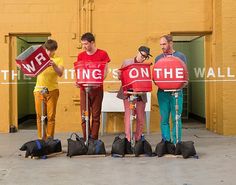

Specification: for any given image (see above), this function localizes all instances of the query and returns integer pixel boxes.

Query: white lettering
[217,67,225,78]
[11,70,18,80]
[207,67,215,78]
[92,69,102,79]
[22,61,36,72]
[69,69,75,79]
[194,67,205,78]
[129,68,139,78]
[176,68,184,78]
[153,68,162,78]
[112,69,119,79]
[82,70,90,79]
[1,70,9,80]
[164,68,173,79]
[140,68,150,78]
[35,53,46,65]
[227,67,235,78]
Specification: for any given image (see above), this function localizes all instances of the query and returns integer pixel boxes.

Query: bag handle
[70,133,83,141]
[70,133,79,139]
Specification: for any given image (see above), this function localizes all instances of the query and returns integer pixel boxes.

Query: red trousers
[80,87,103,140]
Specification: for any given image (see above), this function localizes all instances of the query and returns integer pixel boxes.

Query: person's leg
[135,100,146,141]
[46,89,59,138]
[157,91,171,141]
[90,88,103,139]
[124,99,131,141]
[34,91,45,139]
[80,89,91,139]
[170,91,183,144]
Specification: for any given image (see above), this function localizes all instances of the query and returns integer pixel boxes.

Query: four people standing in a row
[31,33,187,147]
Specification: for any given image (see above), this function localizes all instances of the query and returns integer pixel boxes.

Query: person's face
[136,51,148,63]
[46,49,56,57]
[160,37,173,54]
[81,40,95,52]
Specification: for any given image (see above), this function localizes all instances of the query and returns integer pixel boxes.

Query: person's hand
[49,60,56,67]
[117,69,121,80]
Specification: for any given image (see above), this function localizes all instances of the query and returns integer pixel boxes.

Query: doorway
[16,36,49,130]
[173,36,206,127]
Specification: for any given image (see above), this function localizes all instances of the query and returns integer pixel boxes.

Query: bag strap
[36,140,42,150]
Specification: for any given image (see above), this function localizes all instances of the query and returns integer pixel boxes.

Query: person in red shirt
[77,32,110,140]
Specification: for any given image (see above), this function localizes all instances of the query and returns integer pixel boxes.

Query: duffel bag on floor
[20,139,47,158]
[111,136,126,157]
[45,138,62,155]
[134,136,153,157]
[180,141,197,159]
[67,133,87,157]
[87,138,106,155]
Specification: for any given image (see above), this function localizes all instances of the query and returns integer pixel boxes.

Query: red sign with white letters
[153,56,188,90]
[120,63,152,92]
[74,60,106,86]
[15,45,51,77]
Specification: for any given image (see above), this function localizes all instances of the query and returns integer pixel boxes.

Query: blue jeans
[157,90,183,144]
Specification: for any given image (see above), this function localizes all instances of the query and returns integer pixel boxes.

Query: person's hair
[43,39,58,51]
[81,32,95,42]
[161,34,173,42]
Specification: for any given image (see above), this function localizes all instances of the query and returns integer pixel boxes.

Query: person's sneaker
[125,138,134,154]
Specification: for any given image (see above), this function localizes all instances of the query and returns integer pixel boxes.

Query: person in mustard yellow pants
[34,39,64,139]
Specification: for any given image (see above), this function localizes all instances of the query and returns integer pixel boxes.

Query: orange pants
[34,89,59,139]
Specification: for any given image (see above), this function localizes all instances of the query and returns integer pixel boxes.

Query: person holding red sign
[77,32,110,140]
[117,46,152,153]
[155,34,187,145]
[34,39,64,139]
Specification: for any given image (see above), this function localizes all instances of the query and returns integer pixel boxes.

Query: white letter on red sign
[153,68,162,78]
[22,61,36,72]
[176,68,184,78]
[92,69,102,79]
[82,69,90,79]
[141,68,150,78]
[129,68,138,78]
[35,53,46,65]
[164,68,173,79]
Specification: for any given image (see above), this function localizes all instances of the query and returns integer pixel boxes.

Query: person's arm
[50,60,64,77]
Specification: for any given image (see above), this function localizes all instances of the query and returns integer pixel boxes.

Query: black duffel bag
[67,133,87,157]
[134,136,153,157]
[45,138,62,155]
[20,139,47,158]
[180,141,197,159]
[166,141,176,155]
[111,136,126,157]
[87,138,106,155]
[155,140,167,157]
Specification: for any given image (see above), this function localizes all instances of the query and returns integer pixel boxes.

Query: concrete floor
[0,127,236,185]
